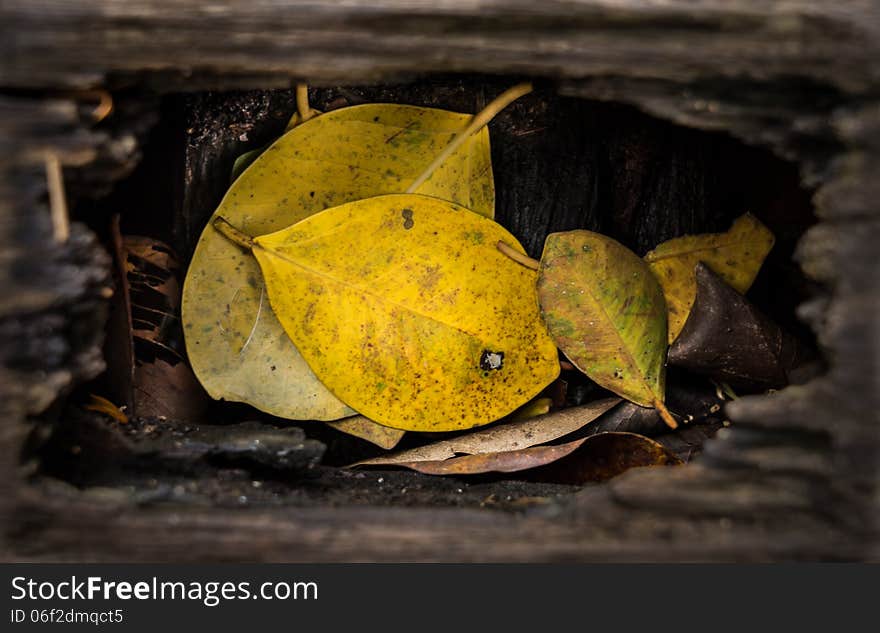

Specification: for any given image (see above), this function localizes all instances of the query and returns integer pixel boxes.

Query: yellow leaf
[326,416,405,450]
[248,193,560,432]
[182,104,494,421]
[644,214,774,343]
[508,397,553,422]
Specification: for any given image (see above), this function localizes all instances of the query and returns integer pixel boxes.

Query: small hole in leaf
[480,350,504,371]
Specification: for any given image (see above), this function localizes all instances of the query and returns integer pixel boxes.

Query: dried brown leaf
[133,358,208,421]
[397,441,584,476]
[392,431,681,482]
[353,397,618,467]
[533,432,683,484]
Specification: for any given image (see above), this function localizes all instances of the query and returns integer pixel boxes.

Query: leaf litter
[169,83,799,485]
[183,93,497,422]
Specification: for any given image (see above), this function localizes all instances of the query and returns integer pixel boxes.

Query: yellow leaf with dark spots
[250,193,559,432]
[182,104,494,421]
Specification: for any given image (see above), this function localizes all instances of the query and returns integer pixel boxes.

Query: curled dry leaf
[105,221,208,420]
[326,416,406,450]
[668,263,813,389]
[533,432,683,484]
[644,213,774,343]
[245,193,560,431]
[536,230,676,428]
[125,236,208,420]
[353,397,618,466]
[390,432,681,482]
[124,235,181,347]
[183,103,495,422]
[103,215,135,411]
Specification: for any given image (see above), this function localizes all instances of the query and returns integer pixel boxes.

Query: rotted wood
[1,1,878,561]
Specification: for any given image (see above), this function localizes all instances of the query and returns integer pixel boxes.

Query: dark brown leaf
[124,235,182,350]
[668,263,814,389]
[533,432,682,484]
[104,223,208,420]
[651,421,724,463]
[581,378,726,437]
[133,358,208,421]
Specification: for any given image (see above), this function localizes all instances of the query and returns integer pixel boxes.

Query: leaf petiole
[496,240,540,270]
[407,82,533,193]
[296,84,318,122]
[654,399,678,429]
[212,216,255,250]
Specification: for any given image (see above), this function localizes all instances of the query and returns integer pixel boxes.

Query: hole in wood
[35,76,822,511]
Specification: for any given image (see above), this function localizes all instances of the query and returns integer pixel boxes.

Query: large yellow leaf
[182,104,494,421]
[248,193,560,432]
[644,213,774,343]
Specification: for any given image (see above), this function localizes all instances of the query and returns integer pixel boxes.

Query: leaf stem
[496,240,540,270]
[406,82,533,193]
[212,216,255,250]
[654,399,679,430]
[296,84,317,122]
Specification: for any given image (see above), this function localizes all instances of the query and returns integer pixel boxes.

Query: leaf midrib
[257,243,501,344]
[552,254,658,400]
[644,234,766,263]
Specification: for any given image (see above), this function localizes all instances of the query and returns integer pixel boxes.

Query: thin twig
[45,153,69,243]
[406,82,533,193]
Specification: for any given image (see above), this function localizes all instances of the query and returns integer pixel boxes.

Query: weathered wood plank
[7,471,858,562]
[1,1,878,92]
[0,0,877,561]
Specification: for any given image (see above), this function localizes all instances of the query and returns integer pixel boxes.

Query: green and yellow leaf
[536,230,676,427]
